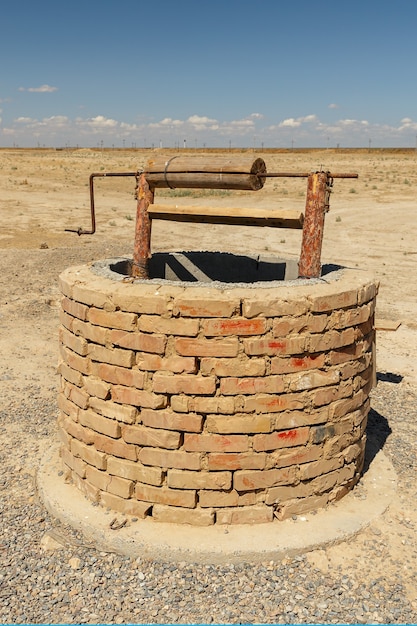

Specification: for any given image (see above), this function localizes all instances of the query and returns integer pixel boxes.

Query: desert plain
[1,147,417,622]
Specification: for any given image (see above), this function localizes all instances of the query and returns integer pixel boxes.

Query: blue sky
[1,0,417,148]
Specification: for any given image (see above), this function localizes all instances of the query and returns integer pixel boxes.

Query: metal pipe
[260,172,358,179]
[65,171,137,235]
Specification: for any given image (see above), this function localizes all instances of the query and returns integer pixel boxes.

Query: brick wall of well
[57,264,378,525]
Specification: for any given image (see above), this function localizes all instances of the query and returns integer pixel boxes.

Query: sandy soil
[1,148,417,617]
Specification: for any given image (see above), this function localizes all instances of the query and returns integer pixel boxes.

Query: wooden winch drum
[144,155,267,190]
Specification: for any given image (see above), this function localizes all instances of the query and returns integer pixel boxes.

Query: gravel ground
[1,244,417,624]
[1,383,416,624]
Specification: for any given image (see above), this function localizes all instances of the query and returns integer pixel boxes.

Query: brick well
[58,259,378,525]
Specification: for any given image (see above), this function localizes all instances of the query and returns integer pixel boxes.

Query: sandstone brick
[357,281,379,305]
[216,505,273,525]
[199,490,257,508]
[206,414,272,434]
[71,438,107,470]
[110,329,166,354]
[272,315,310,337]
[200,357,266,377]
[91,362,145,388]
[139,315,199,337]
[60,446,87,478]
[88,307,137,331]
[326,341,364,366]
[65,383,89,410]
[59,309,74,331]
[79,409,121,438]
[72,284,114,310]
[111,385,167,410]
[70,472,100,503]
[328,303,372,330]
[83,376,111,400]
[253,427,309,451]
[93,433,137,461]
[135,483,197,508]
[273,408,329,430]
[59,326,88,356]
[72,318,109,345]
[233,466,296,491]
[57,419,72,448]
[274,493,329,520]
[309,423,336,445]
[152,373,216,396]
[170,396,190,413]
[312,381,353,407]
[307,464,355,495]
[242,295,309,318]
[309,288,358,313]
[89,396,137,424]
[123,424,181,449]
[107,456,163,486]
[60,345,90,375]
[299,456,344,481]
[202,317,267,337]
[288,368,341,392]
[138,447,201,470]
[329,391,366,420]
[172,293,239,318]
[58,393,80,420]
[58,361,83,387]
[184,433,249,453]
[100,491,152,518]
[175,337,239,357]
[342,438,365,464]
[266,482,312,505]
[307,327,356,353]
[136,353,196,373]
[107,474,135,499]
[86,465,133,498]
[207,452,266,471]
[244,336,305,356]
[323,433,354,458]
[58,274,72,298]
[220,375,285,396]
[152,504,214,525]
[167,469,232,491]
[61,415,96,445]
[271,353,325,375]
[267,444,323,469]
[88,344,134,368]
[61,296,89,321]
[85,465,110,491]
[241,393,305,414]
[140,408,203,433]
[111,284,172,315]
[192,396,235,415]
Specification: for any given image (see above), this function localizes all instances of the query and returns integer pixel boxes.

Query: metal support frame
[67,165,358,281]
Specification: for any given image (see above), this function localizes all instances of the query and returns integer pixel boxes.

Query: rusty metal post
[298,171,330,279]
[132,173,154,278]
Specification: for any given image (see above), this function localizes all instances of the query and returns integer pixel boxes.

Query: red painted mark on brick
[277,429,298,440]
[268,341,286,350]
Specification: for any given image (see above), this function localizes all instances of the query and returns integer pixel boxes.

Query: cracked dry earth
[1,148,417,623]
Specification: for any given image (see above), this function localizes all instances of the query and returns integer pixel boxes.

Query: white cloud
[77,115,118,129]
[279,114,317,128]
[328,103,339,109]
[19,84,58,93]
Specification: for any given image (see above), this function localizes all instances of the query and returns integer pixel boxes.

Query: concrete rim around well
[37,434,396,564]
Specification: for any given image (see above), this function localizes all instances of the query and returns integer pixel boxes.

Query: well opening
[57,258,378,526]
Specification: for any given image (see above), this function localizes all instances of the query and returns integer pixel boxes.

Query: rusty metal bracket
[65,171,139,235]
